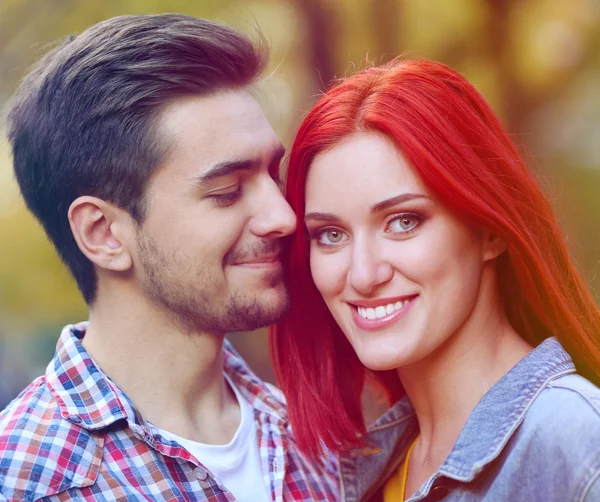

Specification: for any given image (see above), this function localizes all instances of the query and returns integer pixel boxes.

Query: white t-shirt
[157,377,271,502]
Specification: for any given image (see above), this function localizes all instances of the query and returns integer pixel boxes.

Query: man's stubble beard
[136,231,289,334]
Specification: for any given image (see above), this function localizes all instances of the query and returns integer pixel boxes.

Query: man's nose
[249,178,296,239]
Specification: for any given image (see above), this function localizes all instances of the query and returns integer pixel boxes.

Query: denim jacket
[340,338,600,501]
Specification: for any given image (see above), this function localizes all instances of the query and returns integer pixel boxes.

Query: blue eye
[387,213,421,233]
[314,228,348,247]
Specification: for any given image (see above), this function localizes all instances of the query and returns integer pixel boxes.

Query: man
[0,14,338,501]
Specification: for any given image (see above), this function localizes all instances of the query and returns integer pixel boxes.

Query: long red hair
[270,59,600,458]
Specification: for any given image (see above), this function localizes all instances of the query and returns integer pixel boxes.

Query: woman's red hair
[270,59,600,459]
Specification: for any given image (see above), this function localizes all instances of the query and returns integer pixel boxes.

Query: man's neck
[82,287,241,445]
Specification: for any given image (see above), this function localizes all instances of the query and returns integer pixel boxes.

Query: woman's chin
[355,346,409,372]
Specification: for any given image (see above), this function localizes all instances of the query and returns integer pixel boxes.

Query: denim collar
[438,337,575,482]
[340,337,576,501]
[339,396,417,502]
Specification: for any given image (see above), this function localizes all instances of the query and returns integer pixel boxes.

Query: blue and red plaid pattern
[0,323,339,501]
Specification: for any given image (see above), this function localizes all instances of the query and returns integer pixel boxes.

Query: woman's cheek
[310,251,347,298]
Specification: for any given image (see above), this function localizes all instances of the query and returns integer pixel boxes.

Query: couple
[2,13,600,502]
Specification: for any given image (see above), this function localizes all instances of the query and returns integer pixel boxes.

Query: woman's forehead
[305,132,428,211]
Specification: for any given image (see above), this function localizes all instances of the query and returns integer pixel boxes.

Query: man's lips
[230,253,281,266]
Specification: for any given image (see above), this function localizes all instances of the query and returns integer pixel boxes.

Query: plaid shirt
[0,323,339,501]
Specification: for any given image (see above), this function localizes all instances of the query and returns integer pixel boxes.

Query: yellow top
[383,437,418,502]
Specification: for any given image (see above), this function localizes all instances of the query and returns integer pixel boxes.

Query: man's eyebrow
[196,158,259,186]
[196,144,286,186]
[304,193,430,223]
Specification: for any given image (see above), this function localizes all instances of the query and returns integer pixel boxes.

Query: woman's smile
[349,295,419,331]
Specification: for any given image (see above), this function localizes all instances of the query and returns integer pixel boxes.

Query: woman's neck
[398,283,532,491]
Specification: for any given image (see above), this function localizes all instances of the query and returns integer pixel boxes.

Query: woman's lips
[350,295,418,331]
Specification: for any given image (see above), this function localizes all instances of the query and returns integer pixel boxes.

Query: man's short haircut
[7,14,268,304]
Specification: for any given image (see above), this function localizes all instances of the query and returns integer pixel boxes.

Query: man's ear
[68,196,134,272]
[483,230,508,262]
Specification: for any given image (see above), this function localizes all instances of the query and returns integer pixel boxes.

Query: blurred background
[0,0,599,410]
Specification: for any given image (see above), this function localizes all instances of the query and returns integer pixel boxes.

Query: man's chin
[178,276,290,333]
[254,285,289,319]
[256,267,285,289]
[234,286,289,330]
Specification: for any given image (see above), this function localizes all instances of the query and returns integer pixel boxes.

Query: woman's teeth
[357,299,411,320]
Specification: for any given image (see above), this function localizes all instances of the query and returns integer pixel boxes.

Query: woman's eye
[316,229,348,246]
[387,213,421,233]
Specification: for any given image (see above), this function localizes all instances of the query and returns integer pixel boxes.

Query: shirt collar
[45,322,129,430]
[45,322,288,431]
[222,338,288,422]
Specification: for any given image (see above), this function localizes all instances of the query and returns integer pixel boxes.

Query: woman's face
[305,132,497,371]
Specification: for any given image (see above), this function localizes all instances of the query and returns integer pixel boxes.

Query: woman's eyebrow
[304,212,340,223]
[370,193,430,214]
[305,193,430,223]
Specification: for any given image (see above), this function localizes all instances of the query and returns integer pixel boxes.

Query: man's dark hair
[7,14,268,304]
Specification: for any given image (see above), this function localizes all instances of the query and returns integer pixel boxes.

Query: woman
[271,59,600,501]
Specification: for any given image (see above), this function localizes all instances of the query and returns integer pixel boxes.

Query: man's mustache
[224,240,281,265]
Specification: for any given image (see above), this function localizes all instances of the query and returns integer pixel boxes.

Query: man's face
[133,89,296,334]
